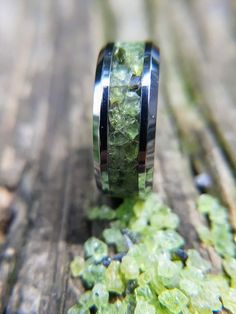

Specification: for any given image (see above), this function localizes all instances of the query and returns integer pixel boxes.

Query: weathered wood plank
[154,0,236,231]
[163,0,236,171]
[0,0,235,313]
[189,0,236,101]
[3,0,76,311]
[0,0,53,310]
[0,1,37,188]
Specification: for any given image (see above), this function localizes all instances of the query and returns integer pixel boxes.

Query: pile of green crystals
[68,193,236,314]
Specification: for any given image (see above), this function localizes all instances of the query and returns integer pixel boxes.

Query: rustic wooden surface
[0,0,235,313]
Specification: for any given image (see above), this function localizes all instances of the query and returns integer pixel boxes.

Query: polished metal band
[93,42,160,197]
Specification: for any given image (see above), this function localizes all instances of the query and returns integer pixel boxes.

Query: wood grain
[0,0,235,313]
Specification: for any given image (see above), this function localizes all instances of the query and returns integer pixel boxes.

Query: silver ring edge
[93,43,114,191]
[139,42,160,192]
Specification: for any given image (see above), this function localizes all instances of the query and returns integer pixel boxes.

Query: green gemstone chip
[68,193,236,314]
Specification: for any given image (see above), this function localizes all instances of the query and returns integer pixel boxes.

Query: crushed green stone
[68,291,94,313]
[150,209,180,230]
[197,194,236,258]
[223,257,236,287]
[186,249,211,273]
[84,237,108,262]
[121,255,140,280]
[68,193,236,314]
[88,205,117,220]
[134,300,156,314]
[151,230,185,251]
[221,288,236,313]
[108,42,145,197]
[70,256,85,277]
[80,263,106,289]
[157,254,182,288]
[134,284,156,304]
[105,261,125,294]
[68,304,89,314]
[92,283,109,308]
[103,228,127,252]
[158,288,189,314]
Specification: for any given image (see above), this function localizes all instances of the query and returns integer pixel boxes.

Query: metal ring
[93,42,160,197]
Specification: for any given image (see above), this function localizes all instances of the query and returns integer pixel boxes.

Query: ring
[93,42,160,197]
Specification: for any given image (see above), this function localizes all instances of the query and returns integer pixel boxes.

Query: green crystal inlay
[108,42,145,196]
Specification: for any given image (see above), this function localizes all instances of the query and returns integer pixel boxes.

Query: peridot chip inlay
[108,42,145,196]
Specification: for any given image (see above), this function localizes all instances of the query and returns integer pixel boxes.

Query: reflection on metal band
[93,43,114,192]
[140,43,160,191]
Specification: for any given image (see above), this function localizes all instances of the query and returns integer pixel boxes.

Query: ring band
[93,42,160,197]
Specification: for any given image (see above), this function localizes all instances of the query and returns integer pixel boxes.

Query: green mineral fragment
[135,284,156,304]
[78,291,94,308]
[110,87,126,105]
[158,255,182,288]
[197,194,219,214]
[197,225,212,245]
[157,253,182,279]
[67,304,89,314]
[222,288,236,313]
[189,279,222,312]
[120,255,140,280]
[186,250,211,273]
[70,256,85,277]
[129,216,148,232]
[180,265,204,282]
[105,261,125,294]
[103,228,127,252]
[150,208,179,230]
[133,199,146,217]
[211,223,235,257]
[207,273,229,292]
[140,193,163,217]
[155,302,174,314]
[154,230,184,251]
[191,295,222,313]
[126,244,147,271]
[113,46,126,64]
[88,205,116,220]
[69,193,236,313]
[137,272,151,286]
[223,257,236,286]
[115,198,137,224]
[179,278,200,297]
[197,194,236,258]
[67,291,95,313]
[179,265,209,300]
[100,299,129,314]
[150,275,166,295]
[80,263,106,288]
[158,288,189,314]
[134,300,156,314]
[84,237,108,262]
[92,283,109,308]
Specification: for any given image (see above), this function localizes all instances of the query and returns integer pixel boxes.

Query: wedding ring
[93,42,160,197]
